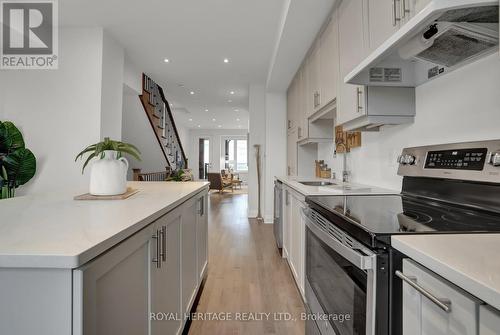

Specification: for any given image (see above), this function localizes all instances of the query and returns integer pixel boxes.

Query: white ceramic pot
[89,150,129,196]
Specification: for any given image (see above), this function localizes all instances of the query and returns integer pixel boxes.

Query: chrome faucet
[342,152,350,183]
[335,142,350,183]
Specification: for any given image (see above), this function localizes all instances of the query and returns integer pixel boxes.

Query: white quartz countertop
[0,181,209,269]
[392,234,500,310]
[276,176,398,196]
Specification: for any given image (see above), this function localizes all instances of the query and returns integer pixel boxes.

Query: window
[224,139,248,171]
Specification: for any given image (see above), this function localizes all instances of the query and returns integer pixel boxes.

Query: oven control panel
[397,140,500,184]
[424,148,488,170]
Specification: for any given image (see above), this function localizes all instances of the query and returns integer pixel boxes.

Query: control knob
[398,154,416,165]
[489,152,500,166]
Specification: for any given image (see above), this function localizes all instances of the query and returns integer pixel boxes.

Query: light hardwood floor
[188,192,305,335]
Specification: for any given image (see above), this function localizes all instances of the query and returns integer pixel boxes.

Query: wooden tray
[74,188,139,201]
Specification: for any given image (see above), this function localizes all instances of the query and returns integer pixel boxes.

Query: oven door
[303,208,377,335]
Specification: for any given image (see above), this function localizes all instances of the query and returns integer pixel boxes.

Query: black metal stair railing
[140,74,188,170]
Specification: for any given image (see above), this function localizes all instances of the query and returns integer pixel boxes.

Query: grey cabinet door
[182,196,199,315]
[151,209,182,335]
[197,194,208,281]
[75,225,153,335]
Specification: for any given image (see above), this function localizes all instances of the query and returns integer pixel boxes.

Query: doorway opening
[198,138,210,180]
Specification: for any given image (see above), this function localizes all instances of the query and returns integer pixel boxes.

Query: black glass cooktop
[306,195,500,248]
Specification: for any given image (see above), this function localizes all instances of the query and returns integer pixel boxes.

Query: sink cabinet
[282,185,306,299]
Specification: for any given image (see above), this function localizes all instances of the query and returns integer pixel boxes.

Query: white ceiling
[59,0,334,130]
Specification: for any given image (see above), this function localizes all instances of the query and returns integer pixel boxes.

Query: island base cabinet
[197,194,208,282]
[73,224,153,335]
[182,196,200,316]
[72,189,208,335]
[151,209,182,335]
[401,259,480,335]
[0,268,72,335]
[479,305,500,335]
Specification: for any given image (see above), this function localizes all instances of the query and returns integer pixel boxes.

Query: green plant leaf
[117,147,142,161]
[75,145,97,161]
[81,152,97,174]
[0,121,25,154]
[3,148,36,186]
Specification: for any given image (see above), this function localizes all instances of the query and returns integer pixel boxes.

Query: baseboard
[264,215,274,224]
[247,210,258,218]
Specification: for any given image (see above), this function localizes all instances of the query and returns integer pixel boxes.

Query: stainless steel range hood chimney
[346,0,499,87]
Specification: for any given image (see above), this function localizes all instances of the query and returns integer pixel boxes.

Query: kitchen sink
[299,181,335,186]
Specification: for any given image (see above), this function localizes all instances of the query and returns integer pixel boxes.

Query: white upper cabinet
[337,0,368,125]
[405,0,432,22]
[307,40,321,116]
[319,13,339,108]
[367,0,401,51]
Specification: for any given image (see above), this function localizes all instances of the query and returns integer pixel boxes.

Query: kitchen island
[0,181,209,335]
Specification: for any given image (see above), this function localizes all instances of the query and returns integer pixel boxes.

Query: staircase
[139,74,188,170]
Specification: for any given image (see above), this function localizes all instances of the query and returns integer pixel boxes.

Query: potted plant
[76,137,141,196]
[0,121,37,199]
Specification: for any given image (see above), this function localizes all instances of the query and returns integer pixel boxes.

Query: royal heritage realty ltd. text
[150,312,352,323]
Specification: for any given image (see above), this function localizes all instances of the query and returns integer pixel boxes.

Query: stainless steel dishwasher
[273,180,283,253]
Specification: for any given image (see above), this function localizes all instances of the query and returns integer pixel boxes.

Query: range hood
[346,0,499,87]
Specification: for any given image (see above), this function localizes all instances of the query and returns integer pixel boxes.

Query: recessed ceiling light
[236,118,240,121]
[188,118,193,121]
[164,58,169,63]
[190,91,195,95]
[218,125,222,128]
[170,103,173,107]
[212,118,216,122]
[230,91,235,95]
[234,109,239,112]
[223,58,229,63]
[228,99,232,103]
[197,125,201,128]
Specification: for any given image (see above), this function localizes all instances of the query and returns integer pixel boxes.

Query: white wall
[323,54,500,190]
[100,32,125,140]
[188,128,248,180]
[0,28,104,195]
[248,84,267,218]
[264,92,287,223]
[176,125,190,167]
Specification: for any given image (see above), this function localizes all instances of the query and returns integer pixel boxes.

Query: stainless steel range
[303,140,500,335]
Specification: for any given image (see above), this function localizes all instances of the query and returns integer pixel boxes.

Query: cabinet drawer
[401,259,480,335]
[479,305,500,335]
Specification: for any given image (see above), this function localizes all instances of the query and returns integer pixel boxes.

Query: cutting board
[74,188,139,200]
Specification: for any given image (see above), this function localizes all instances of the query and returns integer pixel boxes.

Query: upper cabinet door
[307,41,321,116]
[403,0,431,23]
[319,13,339,108]
[367,0,401,51]
[338,0,368,125]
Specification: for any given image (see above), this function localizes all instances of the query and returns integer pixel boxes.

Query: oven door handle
[302,208,375,270]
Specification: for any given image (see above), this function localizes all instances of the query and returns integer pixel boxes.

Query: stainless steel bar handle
[395,271,452,313]
[401,0,410,18]
[356,87,363,112]
[161,226,167,262]
[393,0,401,26]
[152,230,161,268]
[302,208,375,270]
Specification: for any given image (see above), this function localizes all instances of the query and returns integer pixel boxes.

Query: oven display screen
[425,148,487,170]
